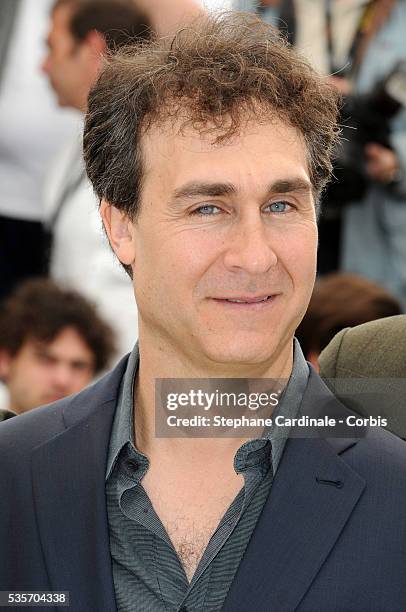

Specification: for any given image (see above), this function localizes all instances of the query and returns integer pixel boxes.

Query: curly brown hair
[84,11,340,222]
[0,279,116,373]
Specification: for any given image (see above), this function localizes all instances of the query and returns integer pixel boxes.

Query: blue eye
[192,205,221,216]
[266,201,292,213]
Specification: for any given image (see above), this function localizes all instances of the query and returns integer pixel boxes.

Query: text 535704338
[0,592,69,607]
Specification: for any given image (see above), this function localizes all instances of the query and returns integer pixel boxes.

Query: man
[0,279,115,415]
[319,314,406,440]
[131,0,202,36]
[41,0,150,356]
[338,0,406,309]
[235,0,406,297]
[1,13,406,611]
[42,0,150,111]
[0,0,78,301]
[296,273,402,370]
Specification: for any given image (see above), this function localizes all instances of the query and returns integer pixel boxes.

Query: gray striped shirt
[106,340,309,611]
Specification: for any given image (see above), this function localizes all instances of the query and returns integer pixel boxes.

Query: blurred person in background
[296,272,402,371]
[41,0,150,356]
[233,1,406,304]
[336,1,406,311]
[318,314,406,441]
[0,278,115,416]
[0,0,78,302]
[132,0,203,35]
[232,0,370,72]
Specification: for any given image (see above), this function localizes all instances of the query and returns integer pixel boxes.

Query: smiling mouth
[212,295,276,304]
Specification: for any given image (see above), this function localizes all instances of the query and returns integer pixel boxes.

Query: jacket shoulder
[340,425,406,497]
[0,398,69,458]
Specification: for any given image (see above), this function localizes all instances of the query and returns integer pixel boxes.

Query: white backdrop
[200,0,233,10]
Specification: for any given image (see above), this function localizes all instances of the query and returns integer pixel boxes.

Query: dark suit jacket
[1,355,406,612]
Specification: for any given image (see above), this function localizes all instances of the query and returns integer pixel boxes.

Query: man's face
[42,4,92,110]
[0,327,95,414]
[113,118,318,371]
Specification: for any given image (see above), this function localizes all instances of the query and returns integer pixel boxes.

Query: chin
[55,95,69,108]
[201,333,283,368]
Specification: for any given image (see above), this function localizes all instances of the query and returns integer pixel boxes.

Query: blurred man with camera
[235,1,406,303]
[336,1,406,310]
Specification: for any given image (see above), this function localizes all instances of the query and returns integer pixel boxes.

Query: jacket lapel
[222,371,366,612]
[31,357,129,612]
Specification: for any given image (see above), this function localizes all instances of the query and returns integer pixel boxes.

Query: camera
[326,60,406,205]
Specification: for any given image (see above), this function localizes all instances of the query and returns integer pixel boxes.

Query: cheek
[72,372,90,389]
[14,357,38,381]
[13,365,43,400]
[34,366,53,388]
[283,224,317,269]
[138,229,218,294]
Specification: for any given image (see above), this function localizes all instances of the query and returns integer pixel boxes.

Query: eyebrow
[170,177,313,204]
[172,181,237,201]
[270,178,313,195]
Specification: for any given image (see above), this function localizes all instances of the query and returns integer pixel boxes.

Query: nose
[223,215,278,275]
[51,364,74,392]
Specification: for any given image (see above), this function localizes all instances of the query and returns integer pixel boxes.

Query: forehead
[141,117,310,192]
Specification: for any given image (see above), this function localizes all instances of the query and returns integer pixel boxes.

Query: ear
[0,349,12,382]
[85,29,107,58]
[100,200,136,267]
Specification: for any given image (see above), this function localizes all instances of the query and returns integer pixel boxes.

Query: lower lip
[211,296,278,310]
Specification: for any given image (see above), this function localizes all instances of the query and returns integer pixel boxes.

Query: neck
[133,329,293,463]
